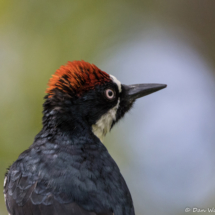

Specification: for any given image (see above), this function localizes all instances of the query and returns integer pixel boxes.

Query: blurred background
[1,1,215,214]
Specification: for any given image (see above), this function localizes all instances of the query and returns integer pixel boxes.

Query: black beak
[123,83,167,101]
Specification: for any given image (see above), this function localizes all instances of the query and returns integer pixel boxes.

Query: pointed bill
[123,83,167,101]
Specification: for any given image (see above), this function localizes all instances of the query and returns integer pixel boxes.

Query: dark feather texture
[4,61,138,215]
[4,132,134,215]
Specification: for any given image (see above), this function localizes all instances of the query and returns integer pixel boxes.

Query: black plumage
[4,60,166,215]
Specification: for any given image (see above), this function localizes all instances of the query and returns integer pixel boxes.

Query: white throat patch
[110,75,122,93]
[3,175,7,203]
[92,99,120,142]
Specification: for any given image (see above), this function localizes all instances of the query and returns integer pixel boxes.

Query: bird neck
[39,94,99,145]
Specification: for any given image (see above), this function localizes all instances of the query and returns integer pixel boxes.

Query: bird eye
[105,89,115,100]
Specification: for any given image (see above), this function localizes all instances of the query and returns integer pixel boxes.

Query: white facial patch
[110,75,122,93]
[92,99,120,142]
[3,176,7,203]
[4,175,7,187]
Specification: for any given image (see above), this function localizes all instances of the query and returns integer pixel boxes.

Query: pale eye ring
[105,89,115,100]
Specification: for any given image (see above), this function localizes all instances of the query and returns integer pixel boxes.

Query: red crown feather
[46,60,111,97]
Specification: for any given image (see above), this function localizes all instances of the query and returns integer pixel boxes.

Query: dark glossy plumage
[4,61,135,215]
[4,132,133,215]
[4,60,166,215]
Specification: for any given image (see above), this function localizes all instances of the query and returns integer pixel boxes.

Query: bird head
[43,60,166,142]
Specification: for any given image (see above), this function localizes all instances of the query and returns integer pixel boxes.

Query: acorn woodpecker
[4,60,166,215]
